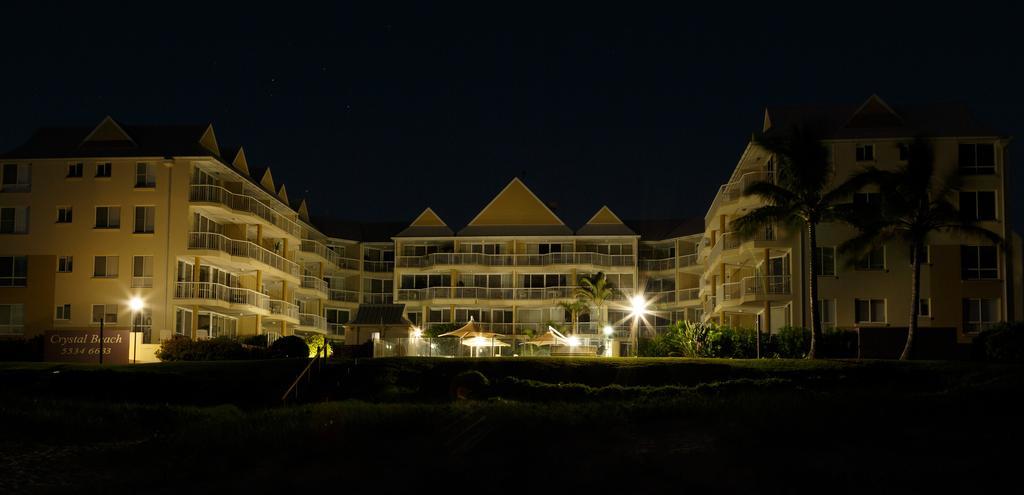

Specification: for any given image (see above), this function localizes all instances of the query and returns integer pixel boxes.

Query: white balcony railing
[363,261,395,273]
[706,170,775,221]
[268,299,299,319]
[397,252,633,269]
[328,289,359,302]
[363,293,393,304]
[639,257,676,271]
[678,287,700,301]
[678,253,698,268]
[188,232,300,277]
[300,275,328,293]
[741,275,791,297]
[396,286,576,302]
[515,252,634,267]
[189,184,301,238]
[173,281,269,311]
[299,313,327,331]
[300,239,361,271]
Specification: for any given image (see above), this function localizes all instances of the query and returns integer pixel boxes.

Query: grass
[2,357,1022,493]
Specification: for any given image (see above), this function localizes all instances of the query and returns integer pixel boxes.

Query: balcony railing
[173,281,269,311]
[397,252,634,268]
[268,299,299,319]
[189,184,301,238]
[188,232,300,277]
[363,293,394,304]
[300,239,361,271]
[299,313,327,331]
[706,170,774,221]
[678,253,698,268]
[719,275,792,303]
[300,275,328,293]
[678,287,700,301]
[515,252,634,267]
[328,323,346,336]
[398,252,515,268]
[396,286,576,302]
[363,261,395,273]
[640,257,676,271]
[328,289,359,302]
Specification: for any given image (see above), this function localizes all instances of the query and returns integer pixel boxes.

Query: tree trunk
[807,222,821,359]
[900,242,923,361]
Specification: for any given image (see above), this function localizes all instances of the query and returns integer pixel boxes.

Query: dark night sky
[3,4,1023,232]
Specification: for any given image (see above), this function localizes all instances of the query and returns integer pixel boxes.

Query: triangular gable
[298,200,310,222]
[409,207,447,227]
[230,147,250,176]
[844,94,904,129]
[81,116,135,145]
[762,109,773,132]
[260,168,275,192]
[277,185,290,206]
[199,124,221,156]
[585,205,625,225]
[467,178,566,227]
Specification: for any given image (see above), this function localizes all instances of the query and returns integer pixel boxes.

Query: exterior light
[630,295,648,316]
[128,297,144,312]
[602,325,614,337]
[567,336,580,347]
[411,327,423,339]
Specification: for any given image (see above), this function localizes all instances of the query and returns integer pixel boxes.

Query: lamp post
[129,297,144,364]
[98,317,104,365]
[602,324,614,357]
[629,295,649,358]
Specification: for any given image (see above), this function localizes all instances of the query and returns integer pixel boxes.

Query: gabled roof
[396,207,454,237]
[277,185,290,206]
[297,200,310,223]
[223,146,250,176]
[762,95,1001,140]
[1,118,218,159]
[81,116,135,145]
[259,168,275,192]
[576,206,636,236]
[350,304,412,326]
[458,178,572,236]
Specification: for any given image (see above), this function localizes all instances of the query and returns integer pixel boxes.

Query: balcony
[678,254,698,269]
[173,281,269,313]
[716,275,792,310]
[328,289,359,303]
[398,252,514,268]
[188,232,300,279]
[639,257,676,272]
[396,286,575,302]
[363,293,394,304]
[515,252,634,267]
[678,287,700,302]
[299,275,328,295]
[189,184,301,238]
[363,261,395,273]
[300,239,360,271]
[298,313,327,333]
[267,299,299,322]
[328,323,346,337]
[705,170,774,222]
[397,252,634,269]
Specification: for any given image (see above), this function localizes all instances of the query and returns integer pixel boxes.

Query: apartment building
[699,95,1020,343]
[1,96,1018,359]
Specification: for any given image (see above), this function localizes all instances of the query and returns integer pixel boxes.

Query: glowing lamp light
[411,327,423,339]
[128,297,144,312]
[630,295,648,316]
[602,325,614,337]
[567,336,580,347]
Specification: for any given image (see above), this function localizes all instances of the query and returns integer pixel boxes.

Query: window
[855,299,886,323]
[95,162,112,178]
[959,191,997,221]
[961,245,998,280]
[57,206,73,224]
[94,256,119,278]
[95,206,120,229]
[0,206,29,233]
[91,304,118,324]
[0,256,28,286]
[428,307,451,324]
[1,163,31,192]
[58,256,73,273]
[853,192,881,205]
[132,255,154,287]
[813,247,836,276]
[918,299,931,317]
[56,304,71,320]
[816,299,835,327]
[898,143,910,161]
[0,304,25,334]
[67,162,83,178]
[135,163,156,188]
[134,206,155,233]
[963,298,998,333]
[855,144,874,162]
[959,143,996,174]
[133,308,154,343]
[175,307,193,336]
[855,246,885,271]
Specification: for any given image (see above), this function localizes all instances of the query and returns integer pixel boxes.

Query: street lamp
[602,325,614,357]
[629,295,649,358]
[129,297,144,364]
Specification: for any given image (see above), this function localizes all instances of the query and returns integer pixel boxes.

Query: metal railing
[173,281,269,311]
[648,290,676,303]
[188,232,300,277]
[706,170,774,221]
[363,261,395,272]
[397,252,634,268]
[678,287,700,301]
[678,253,698,268]
[396,286,577,302]
[741,275,791,296]
[363,293,393,304]
[299,313,327,331]
[189,184,302,238]
[639,257,676,271]
[268,299,299,319]
[398,252,515,268]
[300,275,328,293]
[300,239,361,271]
[328,289,359,302]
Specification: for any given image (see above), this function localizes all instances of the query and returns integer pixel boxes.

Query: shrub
[714,326,761,358]
[772,326,811,358]
[974,323,1024,363]
[270,335,309,358]
[157,335,274,361]
[242,334,268,347]
[449,370,490,400]
[305,334,333,358]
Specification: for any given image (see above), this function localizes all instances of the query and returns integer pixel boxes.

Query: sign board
[44,329,130,364]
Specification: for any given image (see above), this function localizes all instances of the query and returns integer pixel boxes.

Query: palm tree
[840,138,1002,360]
[575,272,618,328]
[558,299,590,335]
[731,126,869,359]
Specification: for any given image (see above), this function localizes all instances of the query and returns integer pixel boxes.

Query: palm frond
[730,205,800,239]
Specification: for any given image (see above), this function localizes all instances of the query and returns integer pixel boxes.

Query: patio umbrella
[525,327,569,346]
[438,317,501,339]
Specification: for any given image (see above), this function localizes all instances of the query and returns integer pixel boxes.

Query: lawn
[1,357,1021,493]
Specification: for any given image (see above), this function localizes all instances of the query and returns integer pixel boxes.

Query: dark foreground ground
[1,357,1021,494]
